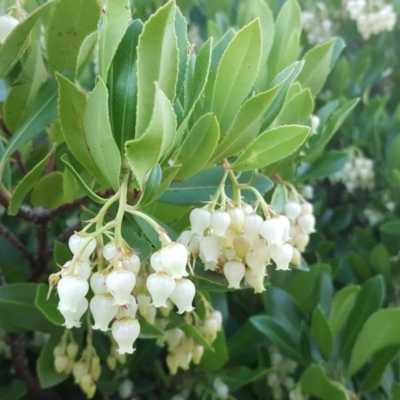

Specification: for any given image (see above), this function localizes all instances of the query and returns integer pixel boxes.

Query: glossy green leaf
[0,1,54,77]
[277,88,314,125]
[1,79,58,163]
[139,320,164,339]
[53,241,72,266]
[76,31,98,78]
[299,323,313,365]
[174,7,188,99]
[154,165,180,200]
[311,306,333,360]
[125,85,176,187]
[108,20,143,150]
[301,364,348,400]
[198,329,229,371]
[211,19,262,132]
[267,0,301,84]
[57,74,108,187]
[137,164,162,206]
[340,275,385,360]
[297,39,343,95]
[300,151,348,181]
[35,283,64,326]
[219,366,270,391]
[0,380,27,400]
[232,125,310,171]
[159,167,273,205]
[121,224,153,261]
[84,77,121,190]
[8,147,54,215]
[348,309,400,376]
[175,113,219,179]
[270,184,286,213]
[47,0,100,74]
[328,285,360,338]
[31,172,64,208]
[98,0,131,79]
[135,0,178,136]
[4,46,46,131]
[212,84,282,162]
[37,334,68,388]
[369,244,391,283]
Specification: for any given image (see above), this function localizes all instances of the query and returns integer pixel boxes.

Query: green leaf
[250,315,300,361]
[0,1,54,77]
[98,0,131,79]
[348,309,400,376]
[61,155,108,204]
[159,167,273,205]
[35,283,64,326]
[311,306,333,360]
[369,244,391,283]
[108,20,143,150]
[135,0,178,136]
[0,380,27,400]
[84,77,121,191]
[300,364,348,400]
[328,285,360,338]
[219,366,270,391]
[37,334,68,388]
[211,84,283,162]
[125,85,176,187]
[174,7,188,99]
[299,323,313,365]
[0,283,61,333]
[31,172,64,208]
[57,74,108,187]
[154,165,180,200]
[277,88,314,126]
[359,345,400,393]
[297,39,341,95]
[211,19,262,133]
[4,46,46,131]
[137,164,162,207]
[76,31,98,78]
[198,329,229,371]
[139,320,164,339]
[47,0,100,74]
[232,125,310,171]
[175,113,219,179]
[267,0,301,84]
[340,275,385,360]
[299,151,348,181]
[1,79,58,163]
[53,241,72,266]
[121,224,153,260]
[270,184,286,213]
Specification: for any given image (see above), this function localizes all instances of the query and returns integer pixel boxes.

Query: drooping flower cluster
[345,0,397,39]
[301,8,334,44]
[329,152,375,193]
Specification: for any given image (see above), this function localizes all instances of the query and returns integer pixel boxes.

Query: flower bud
[199,236,221,271]
[89,271,107,295]
[106,270,136,305]
[300,202,313,215]
[209,310,223,331]
[192,344,204,364]
[284,202,301,220]
[106,354,117,371]
[227,207,245,233]
[66,342,79,359]
[169,278,195,314]
[53,345,64,357]
[80,374,95,396]
[243,214,263,242]
[181,335,194,353]
[54,355,69,373]
[166,328,184,349]
[117,295,138,319]
[210,210,231,236]
[223,261,245,289]
[166,353,178,375]
[298,214,315,234]
[146,272,176,308]
[123,253,140,274]
[213,377,229,400]
[0,15,19,43]
[90,355,101,381]
[58,276,89,312]
[59,297,88,328]
[61,260,91,279]
[159,243,189,279]
[241,203,254,214]
[270,243,294,271]
[233,234,250,258]
[68,234,96,261]
[111,318,140,354]
[293,231,309,251]
[137,294,151,317]
[190,208,211,235]
[73,361,88,383]
[259,218,285,246]
[174,347,192,369]
[245,269,265,293]
[119,379,134,399]
[291,248,301,267]
[90,294,119,331]
[145,305,157,324]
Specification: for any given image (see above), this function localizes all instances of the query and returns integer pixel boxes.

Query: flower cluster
[301,9,333,44]
[345,0,397,39]
[330,152,375,193]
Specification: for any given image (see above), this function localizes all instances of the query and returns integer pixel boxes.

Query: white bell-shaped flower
[190,208,211,235]
[209,310,223,331]
[259,218,285,245]
[298,214,316,234]
[166,353,179,375]
[181,335,194,353]
[245,251,265,272]
[244,269,265,293]
[201,317,219,342]
[284,202,301,220]
[145,304,156,324]
[117,295,138,319]
[103,241,116,261]
[223,261,245,289]
[146,272,176,308]
[137,293,151,317]
[252,238,271,264]
[233,234,250,258]
[278,215,291,241]
[169,278,195,314]
[192,344,204,364]
[76,260,92,280]
[159,243,188,279]
[150,250,165,272]
[291,248,301,267]
[188,233,201,255]
[177,230,195,250]
[293,231,310,251]
[210,210,231,236]
[59,297,88,328]
[111,318,140,354]
[90,294,119,331]
[300,202,313,215]
[241,203,254,214]
[123,253,140,274]
[227,207,245,233]
[270,243,294,271]
[166,328,184,349]
[224,248,236,261]
[90,271,107,295]
[68,234,96,261]
[58,275,89,312]
[199,236,221,271]
[243,214,263,242]
[174,346,192,369]
[106,270,136,305]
